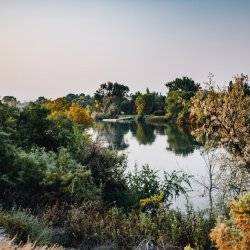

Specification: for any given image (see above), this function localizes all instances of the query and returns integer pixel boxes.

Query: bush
[67,202,215,249]
[210,192,250,249]
[0,210,53,245]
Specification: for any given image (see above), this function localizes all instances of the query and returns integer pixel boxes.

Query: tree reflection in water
[95,122,130,150]
[165,124,200,156]
[95,121,199,156]
[135,122,156,145]
[92,121,249,211]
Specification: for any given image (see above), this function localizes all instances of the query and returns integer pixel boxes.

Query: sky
[0,0,250,101]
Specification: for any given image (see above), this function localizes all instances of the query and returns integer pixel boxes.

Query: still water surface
[89,121,213,210]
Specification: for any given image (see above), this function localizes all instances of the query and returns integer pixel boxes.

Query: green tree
[16,103,72,151]
[2,96,18,107]
[94,82,129,100]
[165,77,200,93]
[165,90,193,123]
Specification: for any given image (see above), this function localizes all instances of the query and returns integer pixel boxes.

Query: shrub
[210,192,250,249]
[0,210,53,245]
[190,76,250,166]
[67,202,214,249]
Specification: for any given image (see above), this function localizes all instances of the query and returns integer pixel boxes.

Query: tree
[164,77,200,124]
[44,97,71,112]
[228,74,250,96]
[35,96,47,103]
[2,96,18,107]
[135,94,146,115]
[65,93,78,102]
[135,92,155,115]
[94,82,130,117]
[120,99,134,114]
[16,103,70,151]
[66,103,93,126]
[94,82,129,100]
[165,90,192,123]
[190,75,250,167]
[165,77,200,93]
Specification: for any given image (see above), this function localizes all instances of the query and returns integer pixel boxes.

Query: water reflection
[165,125,200,156]
[135,122,156,145]
[95,122,130,150]
[91,121,249,211]
[94,121,199,156]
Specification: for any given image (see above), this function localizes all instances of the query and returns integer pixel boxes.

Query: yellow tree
[44,97,70,112]
[135,95,146,115]
[66,103,93,126]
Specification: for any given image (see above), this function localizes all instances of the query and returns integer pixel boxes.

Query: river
[88,121,225,210]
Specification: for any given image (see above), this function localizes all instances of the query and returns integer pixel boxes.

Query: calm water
[89,121,216,210]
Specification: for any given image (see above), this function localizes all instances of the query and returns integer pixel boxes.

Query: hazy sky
[1,0,250,100]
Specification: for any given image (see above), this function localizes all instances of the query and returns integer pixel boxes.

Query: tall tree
[94,82,129,100]
[165,77,200,93]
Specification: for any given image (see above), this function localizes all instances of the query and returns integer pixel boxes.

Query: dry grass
[0,239,63,250]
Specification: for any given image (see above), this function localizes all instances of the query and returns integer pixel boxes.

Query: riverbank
[101,114,169,124]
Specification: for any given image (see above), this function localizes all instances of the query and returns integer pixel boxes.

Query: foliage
[0,210,52,245]
[228,74,250,96]
[0,145,99,207]
[165,90,193,123]
[120,98,135,114]
[68,202,214,249]
[135,89,163,115]
[139,192,164,210]
[65,103,93,126]
[86,148,128,206]
[165,125,200,156]
[135,122,156,145]
[210,192,250,249]
[165,77,200,93]
[127,165,192,209]
[16,103,69,151]
[1,75,248,249]
[94,82,129,100]
[127,165,160,202]
[2,96,18,106]
[164,77,199,125]
[45,99,93,127]
[190,75,250,167]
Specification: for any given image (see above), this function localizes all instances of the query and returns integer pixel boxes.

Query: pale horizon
[1,0,250,101]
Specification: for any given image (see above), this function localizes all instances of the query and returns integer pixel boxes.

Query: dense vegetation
[0,74,249,249]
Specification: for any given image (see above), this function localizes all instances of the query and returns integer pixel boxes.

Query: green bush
[0,210,53,245]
